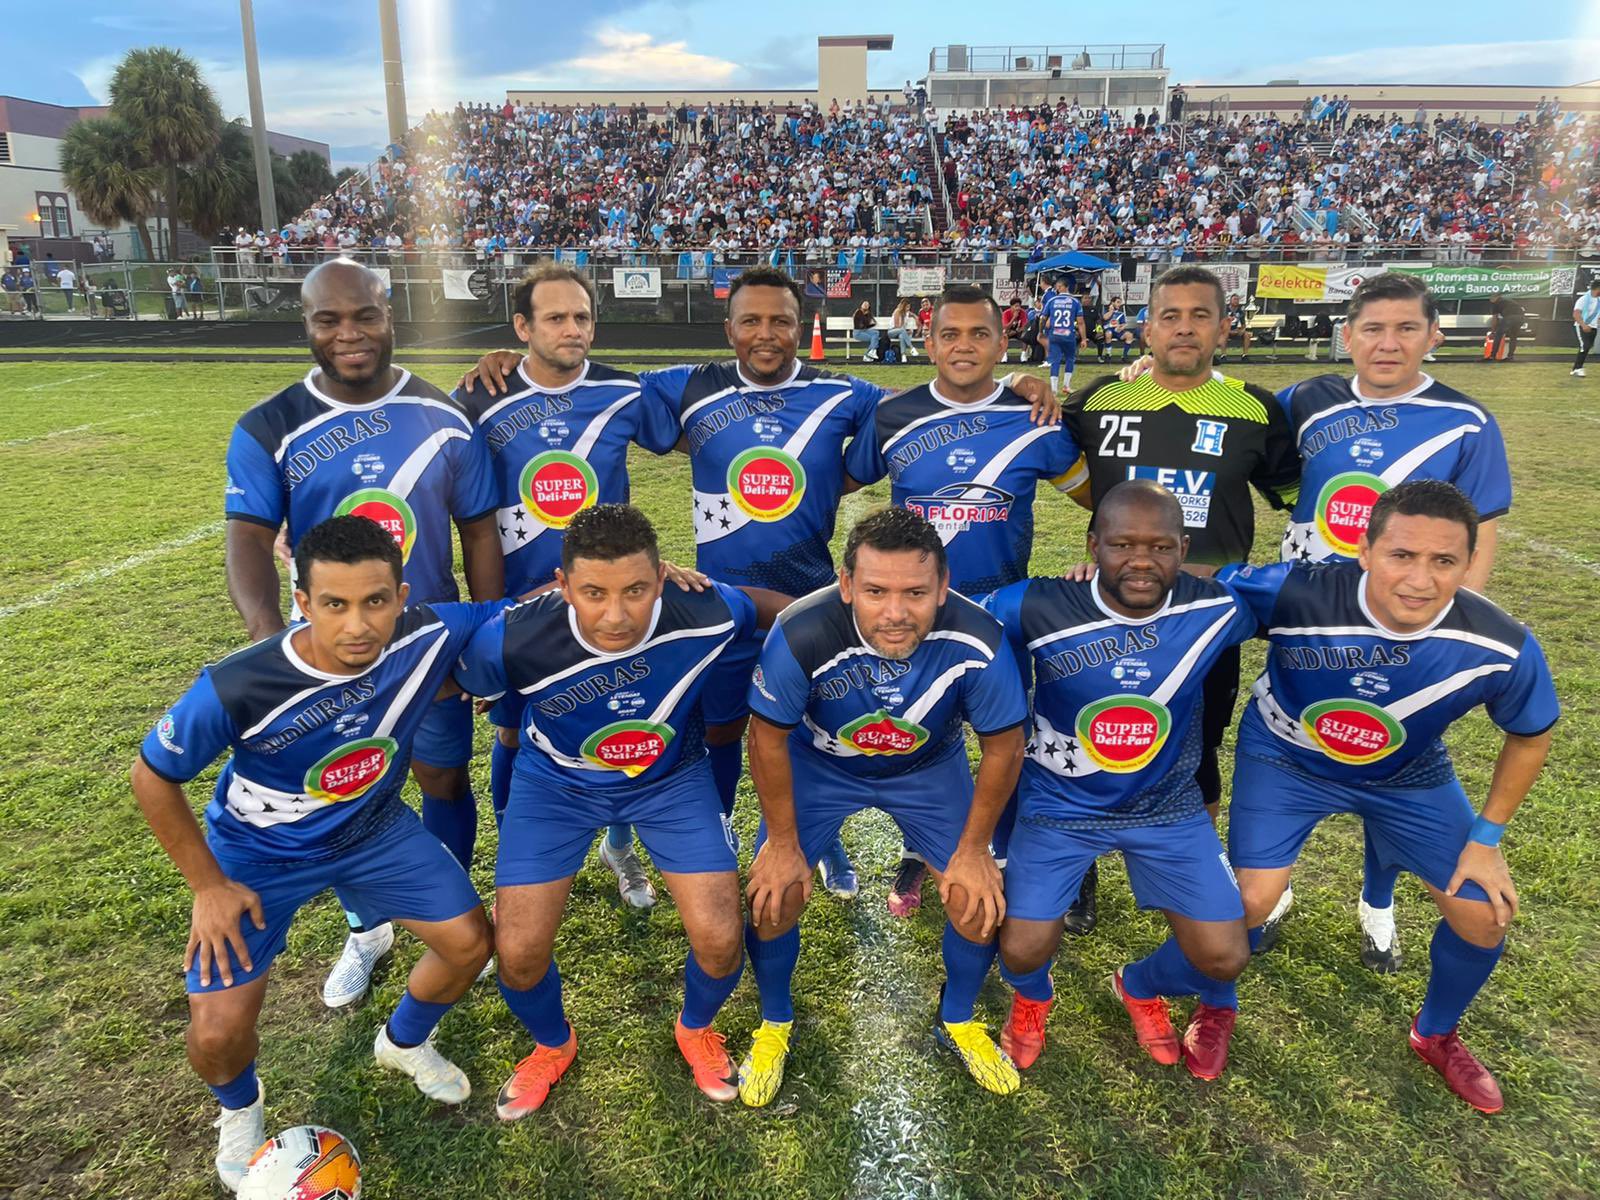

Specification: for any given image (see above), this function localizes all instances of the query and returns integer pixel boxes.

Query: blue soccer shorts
[1046,336,1078,374]
[496,756,736,886]
[412,693,475,769]
[1227,747,1489,903]
[1004,804,1243,923]
[187,804,482,994]
[753,743,975,872]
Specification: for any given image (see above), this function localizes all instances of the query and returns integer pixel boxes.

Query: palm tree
[108,47,222,259]
[59,116,159,259]
[180,119,254,241]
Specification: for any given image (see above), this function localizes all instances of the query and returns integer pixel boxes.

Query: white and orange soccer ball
[238,1126,362,1200]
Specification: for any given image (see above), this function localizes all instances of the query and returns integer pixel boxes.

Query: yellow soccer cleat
[737,1019,793,1107]
[937,1019,1021,1095]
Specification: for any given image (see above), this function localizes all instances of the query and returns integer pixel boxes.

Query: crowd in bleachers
[262,93,1599,263]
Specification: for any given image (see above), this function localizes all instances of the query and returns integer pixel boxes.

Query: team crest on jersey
[1075,695,1171,772]
[906,483,1013,536]
[838,709,929,755]
[350,452,386,485]
[945,448,977,474]
[581,720,674,776]
[1301,698,1405,765]
[1191,420,1228,456]
[728,447,806,521]
[336,489,417,561]
[304,736,398,803]
[520,450,599,528]
[1315,471,1387,556]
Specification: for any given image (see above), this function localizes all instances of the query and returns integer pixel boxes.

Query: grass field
[1,354,1597,1200]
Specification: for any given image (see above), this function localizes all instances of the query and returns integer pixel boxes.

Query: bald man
[223,258,503,1009]
[978,480,1257,1083]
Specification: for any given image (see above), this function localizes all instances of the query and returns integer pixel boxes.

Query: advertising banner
[612,266,662,299]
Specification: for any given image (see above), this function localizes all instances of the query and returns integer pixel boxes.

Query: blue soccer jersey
[845,381,1086,595]
[640,361,885,594]
[1041,292,1083,340]
[454,582,757,790]
[139,601,507,862]
[984,574,1258,827]
[1278,373,1513,563]
[1220,561,1559,785]
[747,586,1027,780]
[456,359,681,594]
[225,370,498,603]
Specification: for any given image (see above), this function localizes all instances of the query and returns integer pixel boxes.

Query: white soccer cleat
[213,1083,264,1193]
[1573,368,1586,377]
[1357,899,1402,973]
[599,839,657,909]
[374,1024,472,1104]
[1253,884,1294,955]
[322,922,395,1008]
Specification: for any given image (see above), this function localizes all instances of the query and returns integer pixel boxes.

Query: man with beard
[980,481,1257,1082]
[224,259,503,1009]
[736,508,1027,1104]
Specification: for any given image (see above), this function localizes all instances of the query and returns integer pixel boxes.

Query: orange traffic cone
[809,312,826,362]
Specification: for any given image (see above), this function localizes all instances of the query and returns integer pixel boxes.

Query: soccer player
[223,258,503,1009]
[1060,265,1301,932]
[453,505,790,1116]
[464,268,1058,900]
[1220,482,1558,1112]
[738,508,1028,1103]
[979,480,1257,1080]
[1040,276,1088,394]
[456,263,683,910]
[132,517,502,1191]
[844,283,1086,915]
[1273,272,1513,968]
[1102,297,1137,361]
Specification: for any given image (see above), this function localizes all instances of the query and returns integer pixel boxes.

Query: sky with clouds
[7,0,1594,168]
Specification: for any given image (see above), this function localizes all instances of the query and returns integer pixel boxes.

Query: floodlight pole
[239,0,279,233]
[379,0,408,151]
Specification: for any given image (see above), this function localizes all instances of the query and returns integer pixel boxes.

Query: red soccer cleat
[676,1018,738,1101]
[1109,968,1180,1066]
[1409,1018,1504,1113]
[1182,1003,1237,1081]
[1000,991,1053,1069]
[496,1029,577,1120]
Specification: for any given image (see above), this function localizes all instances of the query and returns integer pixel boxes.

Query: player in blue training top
[1040,275,1088,395]
[454,263,685,912]
[1220,481,1558,1114]
[1271,272,1515,968]
[738,508,1029,1104]
[132,517,504,1192]
[979,480,1258,1083]
[453,505,791,1118]
[223,258,503,1010]
[845,282,1087,914]
[464,267,1059,901]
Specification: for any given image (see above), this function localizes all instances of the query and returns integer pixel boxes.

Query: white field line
[843,810,952,1200]
[0,521,224,619]
[19,371,107,392]
[1,409,156,448]
[1500,528,1600,580]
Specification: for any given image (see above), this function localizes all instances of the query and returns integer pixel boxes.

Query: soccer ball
[238,1126,362,1200]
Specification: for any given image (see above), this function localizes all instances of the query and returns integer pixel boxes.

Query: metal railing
[929,44,1165,73]
[0,260,231,321]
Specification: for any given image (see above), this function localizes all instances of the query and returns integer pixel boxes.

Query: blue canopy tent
[1023,251,1119,274]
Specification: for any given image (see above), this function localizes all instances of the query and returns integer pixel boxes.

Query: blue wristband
[1469,815,1506,847]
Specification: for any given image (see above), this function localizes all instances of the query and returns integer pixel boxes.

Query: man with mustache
[737,507,1028,1104]
[1054,265,1301,933]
